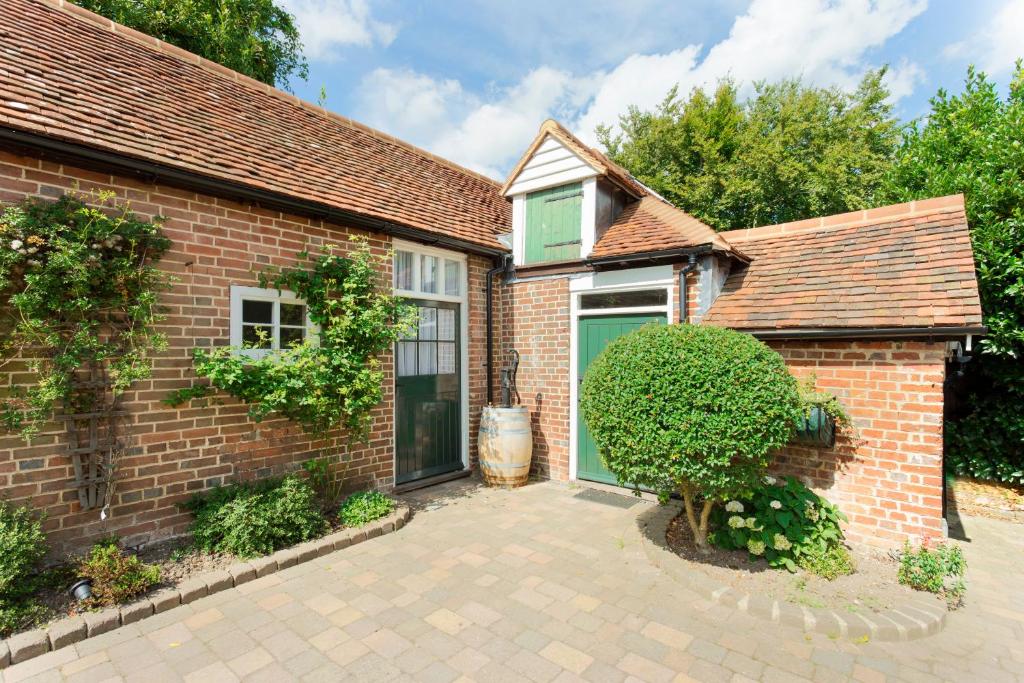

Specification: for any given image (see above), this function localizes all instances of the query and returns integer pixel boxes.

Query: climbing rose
[9,239,22,249]
[770,500,782,510]
[764,476,777,485]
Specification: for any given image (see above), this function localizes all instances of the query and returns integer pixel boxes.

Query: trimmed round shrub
[580,323,802,546]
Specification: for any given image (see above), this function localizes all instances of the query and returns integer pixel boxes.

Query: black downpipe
[677,253,699,323]
[485,255,512,405]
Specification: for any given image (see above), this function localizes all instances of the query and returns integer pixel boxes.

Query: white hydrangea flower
[10,239,22,250]
[764,476,777,485]
[773,534,792,551]
[725,501,744,513]
[747,539,765,555]
[728,515,745,529]
[770,500,782,510]
[745,517,758,529]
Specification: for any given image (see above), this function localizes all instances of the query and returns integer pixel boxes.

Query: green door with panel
[395,301,462,484]
[576,313,666,485]
[525,183,583,263]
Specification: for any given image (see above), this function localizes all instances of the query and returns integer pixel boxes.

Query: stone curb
[0,503,411,669]
[638,502,946,642]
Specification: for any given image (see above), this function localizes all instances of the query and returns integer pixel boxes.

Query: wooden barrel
[478,406,533,487]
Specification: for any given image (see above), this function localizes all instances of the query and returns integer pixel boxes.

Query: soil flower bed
[666,512,944,614]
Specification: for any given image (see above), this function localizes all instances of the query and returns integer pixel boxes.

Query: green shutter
[525,183,583,263]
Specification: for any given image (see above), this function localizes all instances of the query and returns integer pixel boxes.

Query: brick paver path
[4,479,1023,682]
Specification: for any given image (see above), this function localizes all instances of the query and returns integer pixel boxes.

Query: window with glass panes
[396,305,458,377]
[230,285,311,359]
[393,249,463,298]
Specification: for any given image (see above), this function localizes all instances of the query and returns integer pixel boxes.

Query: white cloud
[355,0,929,178]
[944,0,1024,75]
[280,0,397,61]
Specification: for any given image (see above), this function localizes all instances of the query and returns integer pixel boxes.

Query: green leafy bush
[946,397,1024,485]
[77,540,160,607]
[166,240,414,438]
[580,324,802,547]
[187,475,326,557]
[710,476,851,576]
[339,491,395,527]
[898,542,967,609]
[0,501,46,596]
[0,192,172,439]
[0,501,47,637]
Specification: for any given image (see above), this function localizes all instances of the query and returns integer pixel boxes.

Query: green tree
[597,70,899,230]
[579,324,802,548]
[881,64,1024,485]
[74,0,307,89]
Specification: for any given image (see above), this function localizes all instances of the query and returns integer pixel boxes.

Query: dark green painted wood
[396,300,462,484]
[525,183,583,263]
[576,313,666,485]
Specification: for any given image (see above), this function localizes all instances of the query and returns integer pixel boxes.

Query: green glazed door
[576,313,666,485]
[395,301,462,484]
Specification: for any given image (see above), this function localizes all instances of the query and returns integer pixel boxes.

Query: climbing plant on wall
[0,192,172,439]
[166,239,415,438]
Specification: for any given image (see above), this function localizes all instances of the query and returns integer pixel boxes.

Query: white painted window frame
[567,266,675,483]
[229,285,316,360]
[392,239,470,475]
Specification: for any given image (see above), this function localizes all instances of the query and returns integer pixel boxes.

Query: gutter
[586,244,714,269]
[0,127,509,259]
[485,254,512,405]
[678,253,699,323]
[742,325,988,341]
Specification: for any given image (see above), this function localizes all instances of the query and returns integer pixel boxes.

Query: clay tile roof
[703,195,984,332]
[501,119,651,199]
[0,0,509,252]
[590,195,740,260]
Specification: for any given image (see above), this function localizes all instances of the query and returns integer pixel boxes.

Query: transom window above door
[230,285,313,359]
[393,241,466,302]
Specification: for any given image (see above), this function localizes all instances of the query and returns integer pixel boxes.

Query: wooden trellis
[59,363,127,511]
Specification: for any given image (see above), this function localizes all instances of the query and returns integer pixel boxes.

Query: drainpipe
[485,255,511,405]
[678,253,700,323]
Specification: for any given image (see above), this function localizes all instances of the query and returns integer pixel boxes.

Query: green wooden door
[525,183,583,263]
[577,313,666,484]
[395,301,462,484]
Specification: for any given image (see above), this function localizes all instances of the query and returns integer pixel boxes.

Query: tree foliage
[579,324,802,547]
[598,70,899,230]
[74,0,308,89]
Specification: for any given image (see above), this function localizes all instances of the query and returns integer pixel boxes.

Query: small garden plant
[710,476,852,576]
[185,475,326,557]
[339,491,394,527]
[580,324,802,549]
[0,501,48,637]
[898,541,967,609]
[76,539,160,607]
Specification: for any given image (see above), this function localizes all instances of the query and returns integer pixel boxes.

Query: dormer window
[524,182,583,264]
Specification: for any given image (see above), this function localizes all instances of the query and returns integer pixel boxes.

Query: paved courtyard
[4,479,1023,682]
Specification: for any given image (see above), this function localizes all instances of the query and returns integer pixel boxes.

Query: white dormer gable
[505,135,599,196]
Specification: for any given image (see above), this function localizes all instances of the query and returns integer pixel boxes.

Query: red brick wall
[0,149,490,555]
[769,341,947,547]
[497,276,571,480]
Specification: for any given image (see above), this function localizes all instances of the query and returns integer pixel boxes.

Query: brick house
[0,0,982,552]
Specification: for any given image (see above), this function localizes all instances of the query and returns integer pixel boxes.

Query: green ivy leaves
[0,193,172,439]
[166,239,414,439]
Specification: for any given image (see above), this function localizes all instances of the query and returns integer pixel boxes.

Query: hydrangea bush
[710,476,852,575]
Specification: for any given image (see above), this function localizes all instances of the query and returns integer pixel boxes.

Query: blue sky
[279,0,1023,179]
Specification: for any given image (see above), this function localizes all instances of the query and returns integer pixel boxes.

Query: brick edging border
[0,503,411,669]
[638,503,947,642]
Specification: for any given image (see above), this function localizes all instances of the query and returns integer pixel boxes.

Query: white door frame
[568,266,675,482]
[391,239,470,482]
